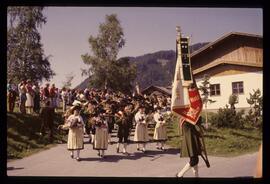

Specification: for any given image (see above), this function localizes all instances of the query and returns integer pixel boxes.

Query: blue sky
[39,7,263,88]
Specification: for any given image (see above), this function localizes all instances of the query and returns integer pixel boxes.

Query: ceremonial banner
[175,87,203,125]
[171,27,202,125]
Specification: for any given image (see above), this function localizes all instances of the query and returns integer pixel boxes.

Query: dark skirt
[180,121,203,158]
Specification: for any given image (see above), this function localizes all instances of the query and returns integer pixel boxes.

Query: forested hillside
[76,42,209,90]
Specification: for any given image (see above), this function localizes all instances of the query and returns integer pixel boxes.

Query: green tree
[246,89,263,129]
[7,6,55,84]
[81,14,135,93]
[109,57,137,94]
[198,74,216,129]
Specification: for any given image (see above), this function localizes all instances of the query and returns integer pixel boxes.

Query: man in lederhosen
[176,117,210,177]
[115,103,138,155]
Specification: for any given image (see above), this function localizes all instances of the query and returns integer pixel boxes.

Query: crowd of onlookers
[7,79,91,114]
[7,79,171,116]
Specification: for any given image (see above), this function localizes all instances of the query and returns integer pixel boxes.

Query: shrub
[245,89,263,129]
[210,105,245,128]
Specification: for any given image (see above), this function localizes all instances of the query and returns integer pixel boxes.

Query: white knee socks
[177,162,192,177]
[91,134,94,143]
[192,165,199,177]
[142,143,146,152]
[123,143,127,153]
[161,142,164,149]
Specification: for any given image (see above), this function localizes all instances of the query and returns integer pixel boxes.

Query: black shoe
[137,148,140,151]
[76,157,81,161]
[116,147,119,153]
[156,146,160,150]
[161,147,165,151]
[70,154,74,159]
[123,152,129,155]
[97,152,100,156]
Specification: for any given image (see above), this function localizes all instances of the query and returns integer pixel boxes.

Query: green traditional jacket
[180,121,204,158]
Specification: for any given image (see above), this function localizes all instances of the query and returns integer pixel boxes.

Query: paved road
[7,130,258,177]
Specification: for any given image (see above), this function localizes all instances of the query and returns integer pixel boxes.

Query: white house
[190,32,263,110]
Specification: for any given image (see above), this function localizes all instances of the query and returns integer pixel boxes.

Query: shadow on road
[80,148,179,163]
[7,167,24,171]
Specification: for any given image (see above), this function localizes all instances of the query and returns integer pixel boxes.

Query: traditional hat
[72,100,82,107]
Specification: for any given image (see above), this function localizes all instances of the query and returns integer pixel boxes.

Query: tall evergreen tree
[7,7,54,84]
[81,14,136,93]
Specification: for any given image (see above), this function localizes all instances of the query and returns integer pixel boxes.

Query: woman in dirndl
[25,79,34,114]
[59,104,85,161]
[134,105,149,153]
[153,105,168,151]
[93,109,109,158]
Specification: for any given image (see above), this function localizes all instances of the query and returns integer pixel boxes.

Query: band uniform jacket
[116,111,133,139]
[93,117,109,150]
[133,111,149,143]
[153,111,167,141]
[66,114,85,150]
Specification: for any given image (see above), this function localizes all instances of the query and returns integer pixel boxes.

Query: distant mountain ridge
[75,42,209,90]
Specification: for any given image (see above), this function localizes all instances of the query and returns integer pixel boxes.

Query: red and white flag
[171,27,202,125]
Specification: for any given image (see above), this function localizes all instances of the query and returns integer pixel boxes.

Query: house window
[232,81,244,94]
[210,84,220,96]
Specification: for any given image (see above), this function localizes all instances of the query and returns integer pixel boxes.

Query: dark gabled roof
[141,85,171,96]
[190,32,262,58]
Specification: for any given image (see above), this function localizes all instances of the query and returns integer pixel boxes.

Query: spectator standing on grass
[67,89,72,105]
[61,87,68,112]
[55,88,61,112]
[7,79,17,113]
[42,83,51,106]
[39,100,55,141]
[25,79,34,114]
[32,83,41,114]
[49,84,57,110]
[19,81,27,114]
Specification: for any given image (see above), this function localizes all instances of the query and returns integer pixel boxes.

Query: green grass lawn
[7,111,67,161]
[165,115,262,157]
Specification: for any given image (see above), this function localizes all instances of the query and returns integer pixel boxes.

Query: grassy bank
[166,115,262,157]
[7,112,67,161]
